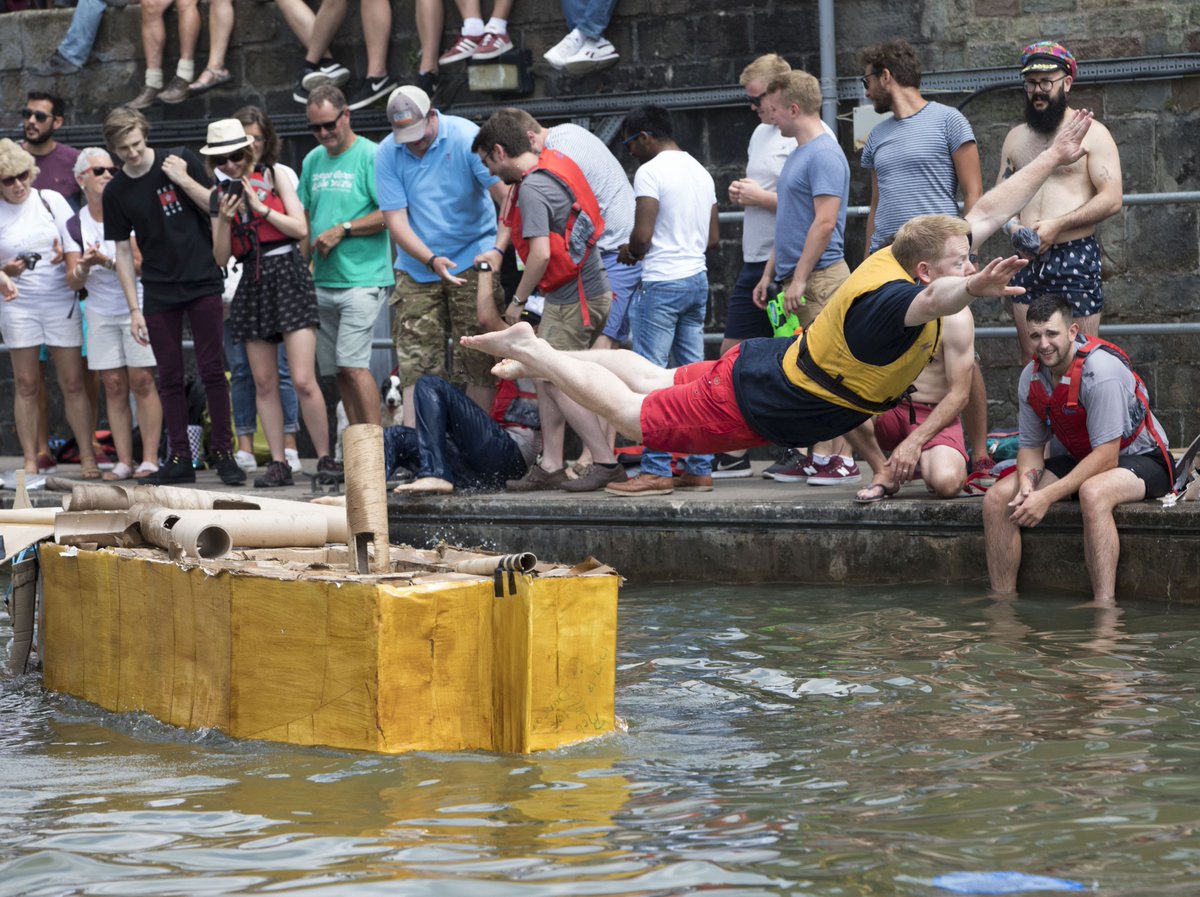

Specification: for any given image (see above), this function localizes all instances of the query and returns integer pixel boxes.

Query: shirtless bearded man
[998,41,1122,361]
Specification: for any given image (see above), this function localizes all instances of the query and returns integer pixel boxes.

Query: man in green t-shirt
[298,85,395,436]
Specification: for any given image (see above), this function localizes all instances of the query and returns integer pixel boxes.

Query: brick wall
[1,0,1198,452]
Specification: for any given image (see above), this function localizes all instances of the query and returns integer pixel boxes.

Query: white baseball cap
[388,86,432,144]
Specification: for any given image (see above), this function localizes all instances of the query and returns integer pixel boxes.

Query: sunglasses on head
[308,108,347,134]
[21,108,52,123]
[1,170,32,187]
[89,166,119,177]
[212,148,247,166]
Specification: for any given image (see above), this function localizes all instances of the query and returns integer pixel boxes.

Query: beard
[1024,89,1067,135]
[24,126,53,146]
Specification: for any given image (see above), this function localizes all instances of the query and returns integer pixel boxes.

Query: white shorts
[0,296,83,349]
[86,309,158,371]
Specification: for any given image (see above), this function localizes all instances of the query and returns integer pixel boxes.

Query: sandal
[103,462,134,481]
[80,461,103,480]
[188,67,232,94]
[133,460,160,478]
[855,482,900,504]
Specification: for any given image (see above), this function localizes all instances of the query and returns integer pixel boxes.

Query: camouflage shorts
[390,270,504,388]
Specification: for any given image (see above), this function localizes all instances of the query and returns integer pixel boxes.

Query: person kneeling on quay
[983,295,1174,606]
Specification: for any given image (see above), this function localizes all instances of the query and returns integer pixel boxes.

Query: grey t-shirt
[517,169,609,306]
[1018,339,1169,457]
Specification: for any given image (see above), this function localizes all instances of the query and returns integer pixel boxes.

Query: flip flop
[103,461,134,481]
[134,460,160,478]
[188,67,232,94]
[855,482,899,504]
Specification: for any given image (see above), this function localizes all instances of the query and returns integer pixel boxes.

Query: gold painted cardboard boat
[8,426,620,755]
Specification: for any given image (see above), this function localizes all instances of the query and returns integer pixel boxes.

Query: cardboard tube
[0,508,60,526]
[136,505,330,559]
[343,424,390,573]
[451,553,537,576]
[66,484,349,543]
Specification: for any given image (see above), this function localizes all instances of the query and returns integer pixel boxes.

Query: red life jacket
[1026,336,1173,473]
[490,378,540,430]
[501,149,604,326]
[230,165,293,261]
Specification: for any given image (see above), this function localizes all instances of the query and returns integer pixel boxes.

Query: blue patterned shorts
[1010,234,1103,316]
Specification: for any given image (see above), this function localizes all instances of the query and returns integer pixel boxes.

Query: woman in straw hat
[203,116,331,488]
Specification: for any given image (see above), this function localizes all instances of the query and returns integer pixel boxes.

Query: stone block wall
[1,0,1198,453]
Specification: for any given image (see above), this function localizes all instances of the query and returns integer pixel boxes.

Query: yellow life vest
[781,247,941,414]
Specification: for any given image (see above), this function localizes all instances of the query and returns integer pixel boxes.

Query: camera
[17,251,41,271]
[222,180,245,199]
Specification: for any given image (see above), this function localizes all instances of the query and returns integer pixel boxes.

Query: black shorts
[1045,450,1172,499]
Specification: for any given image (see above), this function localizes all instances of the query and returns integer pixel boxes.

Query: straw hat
[199,119,254,156]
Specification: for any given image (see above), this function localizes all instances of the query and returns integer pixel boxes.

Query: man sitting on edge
[460,112,1093,462]
[983,295,1173,606]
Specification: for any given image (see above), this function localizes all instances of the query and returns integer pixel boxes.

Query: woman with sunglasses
[70,147,164,481]
[0,138,100,479]
[203,117,331,488]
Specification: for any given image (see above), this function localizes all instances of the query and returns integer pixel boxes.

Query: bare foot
[393,476,454,495]
[491,358,528,380]
[310,494,346,506]
[461,321,539,359]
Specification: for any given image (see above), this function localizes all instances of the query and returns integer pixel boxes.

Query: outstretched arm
[903,254,1028,327]
[967,109,1093,245]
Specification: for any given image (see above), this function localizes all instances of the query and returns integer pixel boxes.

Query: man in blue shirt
[377,86,510,422]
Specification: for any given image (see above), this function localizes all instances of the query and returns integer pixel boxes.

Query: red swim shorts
[639,344,768,455]
[873,401,968,460]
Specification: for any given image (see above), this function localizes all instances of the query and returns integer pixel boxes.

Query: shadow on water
[4,580,1200,895]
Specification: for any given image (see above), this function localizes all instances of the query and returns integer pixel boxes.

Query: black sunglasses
[21,108,52,123]
[1,170,32,187]
[308,108,347,134]
[90,166,119,177]
[748,91,767,108]
[211,148,247,166]
[860,70,882,89]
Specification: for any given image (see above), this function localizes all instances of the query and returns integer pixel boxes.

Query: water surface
[4,582,1200,895]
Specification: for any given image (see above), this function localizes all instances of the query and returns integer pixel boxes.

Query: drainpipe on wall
[818,0,838,132]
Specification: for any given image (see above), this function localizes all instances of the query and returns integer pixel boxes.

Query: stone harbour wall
[1,0,1198,453]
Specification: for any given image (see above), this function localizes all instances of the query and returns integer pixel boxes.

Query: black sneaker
[416,70,440,98]
[711,452,752,479]
[142,455,196,485]
[346,74,396,111]
[762,448,807,480]
[317,455,345,482]
[301,58,351,90]
[214,452,247,486]
[254,459,294,488]
[292,77,310,104]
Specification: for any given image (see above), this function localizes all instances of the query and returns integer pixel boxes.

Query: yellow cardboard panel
[116,553,175,719]
[182,566,232,731]
[376,585,437,753]
[428,580,495,751]
[230,577,379,751]
[491,577,533,753]
[526,576,618,752]
[40,545,85,696]
[73,549,122,710]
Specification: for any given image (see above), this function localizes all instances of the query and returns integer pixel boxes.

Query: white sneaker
[543,28,585,69]
[563,37,619,75]
[235,450,258,473]
[284,448,302,474]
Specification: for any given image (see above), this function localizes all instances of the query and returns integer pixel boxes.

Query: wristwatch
[512,295,527,306]
[341,221,352,235]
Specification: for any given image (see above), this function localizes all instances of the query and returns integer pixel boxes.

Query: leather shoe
[675,473,714,492]
[605,473,674,496]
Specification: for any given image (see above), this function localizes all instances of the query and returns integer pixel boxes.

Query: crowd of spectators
[1,35,1171,600]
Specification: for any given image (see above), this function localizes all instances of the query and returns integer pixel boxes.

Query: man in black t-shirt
[101,106,245,486]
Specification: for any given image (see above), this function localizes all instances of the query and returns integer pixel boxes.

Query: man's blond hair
[892,214,972,274]
[766,70,822,116]
[740,53,790,87]
[102,106,150,152]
